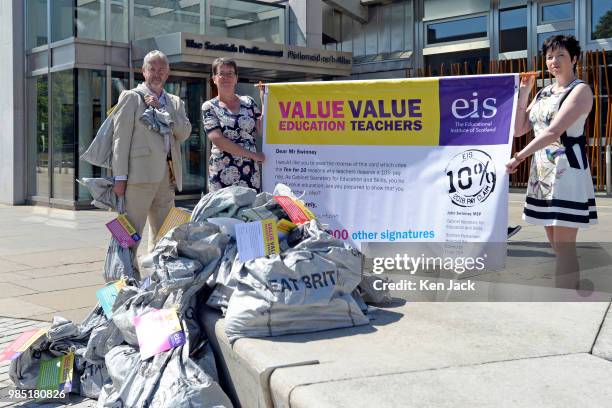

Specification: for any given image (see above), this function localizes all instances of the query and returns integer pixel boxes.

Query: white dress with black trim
[523,79,597,228]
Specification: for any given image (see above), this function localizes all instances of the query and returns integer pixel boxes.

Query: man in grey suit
[112,50,191,258]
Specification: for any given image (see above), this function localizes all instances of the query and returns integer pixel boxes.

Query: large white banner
[262,75,518,252]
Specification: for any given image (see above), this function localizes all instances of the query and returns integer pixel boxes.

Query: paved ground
[0,318,95,407]
[0,206,121,407]
[0,192,611,406]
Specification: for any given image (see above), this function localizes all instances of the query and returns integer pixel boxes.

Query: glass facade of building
[133,0,285,43]
[51,0,74,43]
[21,0,612,206]
[77,69,107,201]
[50,70,75,201]
[499,6,527,53]
[592,0,612,40]
[426,16,488,45]
[24,0,286,206]
[27,75,48,198]
[323,1,413,56]
[25,0,47,49]
[76,0,106,41]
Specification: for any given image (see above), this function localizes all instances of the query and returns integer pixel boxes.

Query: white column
[288,0,323,48]
[0,0,26,204]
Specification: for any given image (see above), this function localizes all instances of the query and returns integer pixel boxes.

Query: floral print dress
[202,95,261,192]
[524,79,597,228]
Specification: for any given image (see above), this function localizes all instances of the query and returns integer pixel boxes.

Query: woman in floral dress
[202,58,265,192]
[507,35,596,288]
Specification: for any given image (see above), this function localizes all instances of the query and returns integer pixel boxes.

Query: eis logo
[445,149,496,207]
[451,92,497,119]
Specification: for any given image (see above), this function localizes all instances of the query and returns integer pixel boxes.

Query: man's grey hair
[143,50,169,69]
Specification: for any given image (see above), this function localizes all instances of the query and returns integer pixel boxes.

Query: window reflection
[76,0,105,40]
[209,0,285,44]
[591,0,612,40]
[537,30,574,50]
[165,78,207,194]
[28,75,49,197]
[427,16,487,45]
[51,0,73,42]
[77,70,106,201]
[541,2,573,23]
[111,72,129,105]
[51,70,75,200]
[425,48,490,76]
[134,0,202,40]
[26,0,48,49]
[500,7,527,53]
[111,0,129,43]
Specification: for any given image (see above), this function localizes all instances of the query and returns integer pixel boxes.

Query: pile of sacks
[9,185,390,407]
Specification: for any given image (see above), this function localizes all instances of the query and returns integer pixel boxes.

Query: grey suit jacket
[112,89,191,191]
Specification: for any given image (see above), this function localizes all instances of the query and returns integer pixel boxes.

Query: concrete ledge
[204,308,322,408]
[288,353,612,408]
[204,302,609,407]
[593,303,612,361]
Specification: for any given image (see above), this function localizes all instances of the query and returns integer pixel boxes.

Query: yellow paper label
[261,219,280,256]
[292,199,316,220]
[117,214,137,235]
[277,219,297,234]
[156,207,192,240]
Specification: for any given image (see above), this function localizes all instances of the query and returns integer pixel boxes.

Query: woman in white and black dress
[507,35,597,288]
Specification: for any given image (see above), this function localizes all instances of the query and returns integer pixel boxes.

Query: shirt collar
[143,83,167,107]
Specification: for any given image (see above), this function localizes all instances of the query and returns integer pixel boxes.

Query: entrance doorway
[166,77,207,195]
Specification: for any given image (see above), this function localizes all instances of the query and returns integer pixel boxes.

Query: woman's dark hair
[542,35,581,61]
[211,58,238,76]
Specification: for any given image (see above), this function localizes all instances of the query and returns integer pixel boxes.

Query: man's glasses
[215,72,236,78]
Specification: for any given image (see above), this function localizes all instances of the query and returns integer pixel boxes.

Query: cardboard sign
[133,308,186,360]
[36,353,74,397]
[106,214,140,248]
[274,196,316,225]
[235,219,281,263]
[0,328,47,361]
[156,207,192,240]
[96,279,127,318]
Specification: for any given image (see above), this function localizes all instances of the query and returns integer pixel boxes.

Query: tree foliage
[593,10,612,40]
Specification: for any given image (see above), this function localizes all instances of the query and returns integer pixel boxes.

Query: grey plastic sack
[79,91,133,169]
[9,333,55,389]
[148,345,232,408]
[9,315,93,390]
[79,363,110,399]
[79,110,114,169]
[84,320,124,365]
[191,186,257,222]
[224,220,369,342]
[103,237,138,283]
[206,240,240,312]
[77,177,119,211]
[100,344,232,408]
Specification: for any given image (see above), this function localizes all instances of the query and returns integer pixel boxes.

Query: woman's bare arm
[518,83,592,156]
[208,128,265,163]
[514,76,537,138]
[507,83,593,173]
